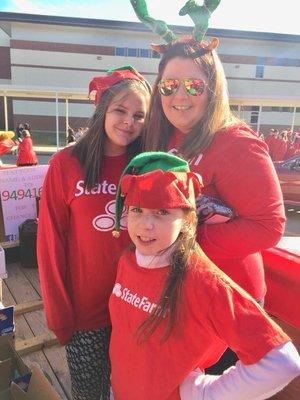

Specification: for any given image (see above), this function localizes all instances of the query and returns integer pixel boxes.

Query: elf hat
[112,152,202,237]
[88,65,149,105]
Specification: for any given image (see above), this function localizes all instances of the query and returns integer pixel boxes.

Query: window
[127,48,137,57]
[116,47,126,56]
[250,114,259,124]
[139,48,150,58]
[255,65,264,78]
[271,107,293,113]
[250,106,260,124]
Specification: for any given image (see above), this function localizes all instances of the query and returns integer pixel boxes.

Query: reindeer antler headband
[130,0,221,54]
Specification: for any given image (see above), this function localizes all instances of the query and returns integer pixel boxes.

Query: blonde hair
[144,42,244,158]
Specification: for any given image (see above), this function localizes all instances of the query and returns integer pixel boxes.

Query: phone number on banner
[1,187,42,201]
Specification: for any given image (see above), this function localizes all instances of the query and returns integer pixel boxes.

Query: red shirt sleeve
[197,133,286,259]
[37,155,74,344]
[206,274,290,365]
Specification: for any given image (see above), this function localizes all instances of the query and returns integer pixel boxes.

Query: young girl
[37,66,151,400]
[109,151,300,400]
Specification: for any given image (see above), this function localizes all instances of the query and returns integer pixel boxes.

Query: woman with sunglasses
[144,39,285,371]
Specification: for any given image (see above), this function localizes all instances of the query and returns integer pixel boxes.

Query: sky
[0,0,300,36]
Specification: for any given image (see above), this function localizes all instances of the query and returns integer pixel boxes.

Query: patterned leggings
[65,327,112,400]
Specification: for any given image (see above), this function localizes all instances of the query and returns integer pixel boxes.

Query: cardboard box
[0,364,61,400]
[0,340,30,392]
[0,306,15,347]
[0,306,14,336]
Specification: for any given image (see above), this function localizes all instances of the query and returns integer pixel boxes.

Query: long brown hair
[73,79,151,189]
[137,209,201,342]
[143,42,243,159]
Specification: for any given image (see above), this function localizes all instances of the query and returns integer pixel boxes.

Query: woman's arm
[37,158,74,345]
[197,135,285,259]
[180,342,300,400]
[181,268,300,399]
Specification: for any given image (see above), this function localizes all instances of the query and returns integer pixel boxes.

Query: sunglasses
[158,78,206,97]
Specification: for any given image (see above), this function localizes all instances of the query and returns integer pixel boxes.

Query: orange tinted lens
[184,79,205,96]
[158,79,180,96]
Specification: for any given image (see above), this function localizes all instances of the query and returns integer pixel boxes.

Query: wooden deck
[1,262,71,399]
[1,261,300,400]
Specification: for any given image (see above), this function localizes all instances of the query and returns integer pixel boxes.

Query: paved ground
[2,151,300,237]
[285,208,300,236]
[1,149,57,166]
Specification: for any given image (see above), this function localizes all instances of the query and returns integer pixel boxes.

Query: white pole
[238,104,241,118]
[256,106,262,132]
[291,107,296,132]
[65,98,69,139]
[55,93,59,151]
[4,96,8,131]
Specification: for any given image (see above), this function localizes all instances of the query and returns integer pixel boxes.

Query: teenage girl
[109,152,300,400]
[37,66,151,400]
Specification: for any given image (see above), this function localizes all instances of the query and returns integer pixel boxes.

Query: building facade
[0,12,300,145]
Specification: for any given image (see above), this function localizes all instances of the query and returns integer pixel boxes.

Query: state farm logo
[112,283,122,297]
[92,200,127,232]
[112,283,159,315]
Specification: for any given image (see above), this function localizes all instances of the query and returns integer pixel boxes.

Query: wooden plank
[1,241,19,249]
[5,263,50,338]
[21,267,41,296]
[15,334,59,356]
[18,267,72,397]
[3,263,70,399]
[14,299,43,316]
[43,345,71,400]
[2,279,35,342]
[5,262,71,399]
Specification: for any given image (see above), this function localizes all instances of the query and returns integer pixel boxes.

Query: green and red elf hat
[112,152,202,237]
[88,65,148,105]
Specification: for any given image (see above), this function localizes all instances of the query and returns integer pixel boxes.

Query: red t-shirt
[168,125,285,300]
[37,147,131,344]
[268,137,288,161]
[109,250,289,400]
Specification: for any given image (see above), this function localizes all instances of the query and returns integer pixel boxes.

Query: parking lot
[285,208,300,236]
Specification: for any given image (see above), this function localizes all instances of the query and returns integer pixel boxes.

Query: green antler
[179,0,221,42]
[130,0,177,43]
